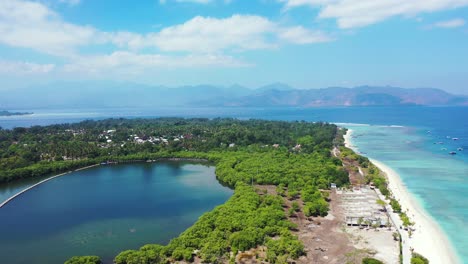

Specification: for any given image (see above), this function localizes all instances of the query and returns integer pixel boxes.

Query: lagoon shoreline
[0,158,212,209]
[344,128,460,264]
[0,164,99,208]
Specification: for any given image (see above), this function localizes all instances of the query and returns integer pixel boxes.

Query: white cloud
[148,15,277,52]
[0,0,98,56]
[0,0,331,75]
[279,0,336,9]
[433,18,465,28]
[0,0,330,57]
[0,60,55,74]
[62,51,249,75]
[280,0,468,29]
[112,15,332,52]
[278,26,332,44]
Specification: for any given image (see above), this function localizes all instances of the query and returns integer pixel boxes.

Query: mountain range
[1,82,467,109]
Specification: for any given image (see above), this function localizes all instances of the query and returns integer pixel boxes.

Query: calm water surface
[0,162,232,264]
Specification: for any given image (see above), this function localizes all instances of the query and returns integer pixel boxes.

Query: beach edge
[343,128,461,264]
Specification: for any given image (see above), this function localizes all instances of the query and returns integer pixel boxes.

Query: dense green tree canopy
[0,118,337,184]
[112,183,303,263]
[0,118,349,264]
[64,256,101,264]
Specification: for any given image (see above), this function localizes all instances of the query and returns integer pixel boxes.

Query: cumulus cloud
[0,60,55,74]
[148,15,277,52]
[433,18,465,28]
[1,0,330,55]
[112,15,332,52]
[0,0,331,74]
[278,26,332,44]
[0,0,98,56]
[280,0,468,29]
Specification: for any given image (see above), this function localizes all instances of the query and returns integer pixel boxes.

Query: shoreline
[0,164,99,208]
[0,158,210,209]
[344,128,460,264]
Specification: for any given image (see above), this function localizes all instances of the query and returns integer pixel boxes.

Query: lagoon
[0,162,232,264]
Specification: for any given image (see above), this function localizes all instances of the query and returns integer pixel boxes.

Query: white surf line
[0,164,99,208]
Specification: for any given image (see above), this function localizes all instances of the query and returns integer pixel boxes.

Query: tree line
[0,118,347,263]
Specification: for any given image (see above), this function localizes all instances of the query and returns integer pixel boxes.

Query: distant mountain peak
[257,82,295,92]
[2,81,466,108]
[225,85,468,107]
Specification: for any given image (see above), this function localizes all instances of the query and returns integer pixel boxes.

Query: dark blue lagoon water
[1,106,467,262]
[0,162,233,264]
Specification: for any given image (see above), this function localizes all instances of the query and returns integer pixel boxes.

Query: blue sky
[0,0,467,94]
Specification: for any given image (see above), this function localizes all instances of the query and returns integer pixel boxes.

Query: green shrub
[64,256,101,264]
[411,253,429,264]
[362,257,384,264]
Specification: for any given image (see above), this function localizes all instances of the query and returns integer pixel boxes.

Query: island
[0,110,33,116]
[0,118,432,264]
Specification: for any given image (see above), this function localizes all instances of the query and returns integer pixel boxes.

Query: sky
[0,0,467,94]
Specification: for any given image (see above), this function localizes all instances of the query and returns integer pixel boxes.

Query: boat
[452,138,459,141]
[458,148,464,151]
[449,151,457,155]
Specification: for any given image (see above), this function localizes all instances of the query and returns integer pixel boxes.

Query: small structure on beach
[339,186,391,228]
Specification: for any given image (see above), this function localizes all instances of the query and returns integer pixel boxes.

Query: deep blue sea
[1,106,467,262]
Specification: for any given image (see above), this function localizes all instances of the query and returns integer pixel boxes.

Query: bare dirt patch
[254,185,356,264]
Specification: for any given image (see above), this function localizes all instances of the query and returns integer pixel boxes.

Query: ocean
[1,106,467,262]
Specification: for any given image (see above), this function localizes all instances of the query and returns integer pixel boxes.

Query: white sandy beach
[344,129,460,264]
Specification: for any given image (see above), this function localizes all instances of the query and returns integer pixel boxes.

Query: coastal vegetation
[114,183,304,263]
[0,118,337,183]
[0,118,348,263]
[411,253,429,264]
[64,256,102,264]
[362,257,384,264]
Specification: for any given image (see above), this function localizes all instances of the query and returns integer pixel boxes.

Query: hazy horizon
[2,80,468,96]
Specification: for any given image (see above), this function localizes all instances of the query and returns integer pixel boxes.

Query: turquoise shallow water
[345,124,468,262]
[0,162,233,264]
